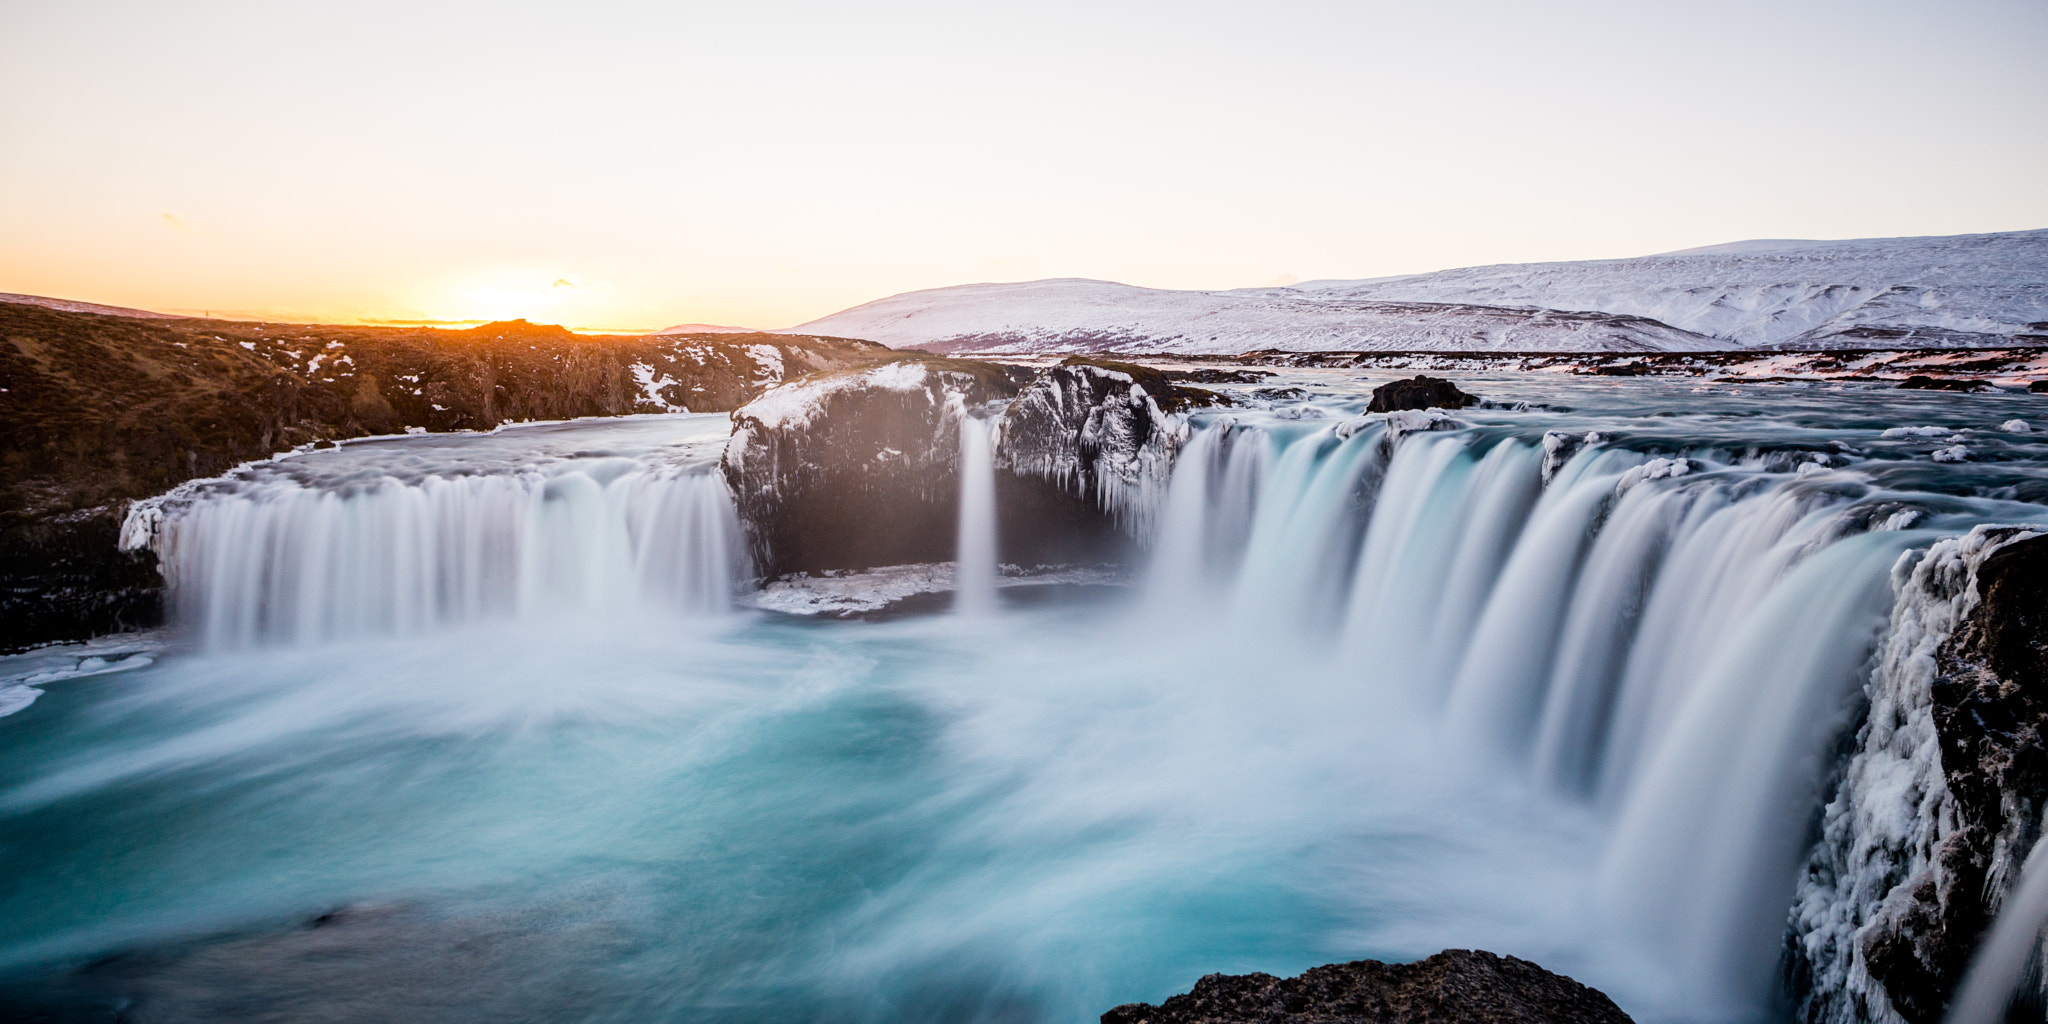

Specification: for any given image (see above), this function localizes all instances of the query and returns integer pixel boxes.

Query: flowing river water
[2,374,2045,1023]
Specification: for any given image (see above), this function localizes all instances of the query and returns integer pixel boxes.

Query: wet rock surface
[1886,532,2048,1020]
[1896,375,1989,392]
[0,507,161,651]
[721,355,1223,579]
[722,355,1019,577]
[1788,529,2048,1024]
[996,357,1222,537]
[1365,375,1479,413]
[1100,950,1635,1024]
[0,303,883,649]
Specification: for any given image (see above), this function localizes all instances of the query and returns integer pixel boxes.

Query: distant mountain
[789,279,1727,354]
[792,230,2048,354]
[0,292,181,320]
[656,323,759,335]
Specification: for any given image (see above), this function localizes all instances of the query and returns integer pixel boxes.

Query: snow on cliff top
[791,230,2048,354]
[734,359,931,431]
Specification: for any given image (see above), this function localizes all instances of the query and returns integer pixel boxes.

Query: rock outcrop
[1365,375,1479,413]
[1789,527,2048,1024]
[996,357,1221,538]
[0,303,884,649]
[722,355,1019,577]
[720,355,1224,580]
[1100,950,1634,1024]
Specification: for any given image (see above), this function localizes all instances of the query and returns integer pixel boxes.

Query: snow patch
[737,361,933,432]
[747,344,785,383]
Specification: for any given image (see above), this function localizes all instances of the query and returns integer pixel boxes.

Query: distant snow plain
[790,230,2048,355]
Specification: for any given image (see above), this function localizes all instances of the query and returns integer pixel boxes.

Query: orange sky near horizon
[3,0,2044,333]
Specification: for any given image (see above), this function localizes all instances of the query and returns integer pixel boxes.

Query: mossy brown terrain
[0,303,888,649]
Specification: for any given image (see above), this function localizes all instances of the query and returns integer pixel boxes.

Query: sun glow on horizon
[2,0,2041,334]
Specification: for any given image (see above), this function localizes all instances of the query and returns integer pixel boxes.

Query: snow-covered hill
[0,292,181,320]
[655,322,759,335]
[791,230,2048,354]
[790,279,1729,355]
[1304,229,2048,348]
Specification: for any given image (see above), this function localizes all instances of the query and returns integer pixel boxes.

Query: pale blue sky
[2,0,2042,329]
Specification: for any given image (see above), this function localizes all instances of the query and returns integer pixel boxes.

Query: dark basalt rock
[996,358,1222,536]
[1100,950,1634,1024]
[1788,530,2048,1024]
[1166,368,1273,385]
[1865,533,2048,1022]
[1366,376,1479,413]
[0,506,161,651]
[722,355,1020,577]
[722,355,1214,578]
[1897,375,1989,392]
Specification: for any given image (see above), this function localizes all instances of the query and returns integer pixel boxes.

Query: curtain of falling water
[1140,417,1943,1006]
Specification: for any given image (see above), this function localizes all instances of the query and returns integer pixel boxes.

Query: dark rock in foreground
[1101,950,1634,1024]
[1366,375,1479,413]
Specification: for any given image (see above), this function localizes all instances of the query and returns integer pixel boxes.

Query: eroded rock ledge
[722,355,1018,576]
[998,357,1223,537]
[722,354,1227,579]
[1101,950,1634,1024]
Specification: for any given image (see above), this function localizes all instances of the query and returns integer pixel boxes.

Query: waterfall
[956,413,1000,616]
[124,452,745,648]
[1137,414,1987,1013]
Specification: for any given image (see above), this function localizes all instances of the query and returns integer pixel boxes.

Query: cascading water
[118,415,746,647]
[8,379,2048,1024]
[1139,400,2048,1013]
[956,413,1000,616]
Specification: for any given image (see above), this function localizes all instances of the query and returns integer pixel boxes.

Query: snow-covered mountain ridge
[792,230,2048,354]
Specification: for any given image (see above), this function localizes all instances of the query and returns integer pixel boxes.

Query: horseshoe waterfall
[4,370,2047,1024]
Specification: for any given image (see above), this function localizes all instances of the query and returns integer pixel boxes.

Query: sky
[2,0,2043,332]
